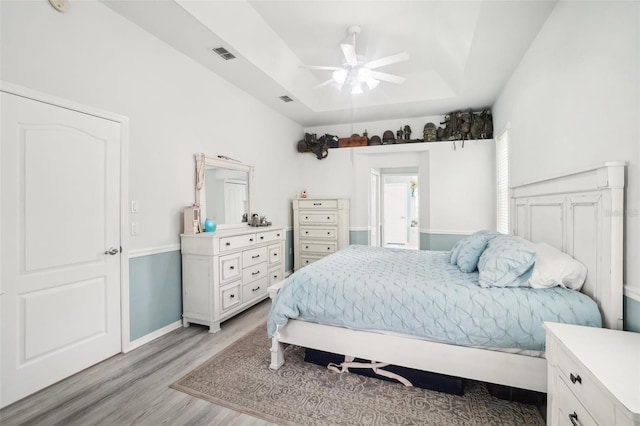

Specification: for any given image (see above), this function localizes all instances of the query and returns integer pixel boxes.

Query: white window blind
[496,130,509,234]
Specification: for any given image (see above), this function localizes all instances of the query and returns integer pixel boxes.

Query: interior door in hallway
[0,91,122,408]
[383,182,408,245]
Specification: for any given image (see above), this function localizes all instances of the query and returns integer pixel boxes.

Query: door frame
[1,81,131,352]
[380,171,419,248]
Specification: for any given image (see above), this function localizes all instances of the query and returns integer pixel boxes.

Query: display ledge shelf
[331,139,493,154]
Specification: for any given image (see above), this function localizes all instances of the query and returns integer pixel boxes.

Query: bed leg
[269,337,285,370]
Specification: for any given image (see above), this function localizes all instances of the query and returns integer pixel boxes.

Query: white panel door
[0,92,122,408]
[383,182,408,245]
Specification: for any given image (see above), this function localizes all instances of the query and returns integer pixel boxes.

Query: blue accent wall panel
[420,233,467,251]
[129,251,182,340]
[624,296,640,332]
[350,230,369,245]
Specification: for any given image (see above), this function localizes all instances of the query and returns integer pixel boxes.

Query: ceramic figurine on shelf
[301,190,307,198]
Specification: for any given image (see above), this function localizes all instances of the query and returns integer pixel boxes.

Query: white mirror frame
[195,154,254,230]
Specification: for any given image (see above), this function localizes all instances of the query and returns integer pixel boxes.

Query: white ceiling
[102,0,557,127]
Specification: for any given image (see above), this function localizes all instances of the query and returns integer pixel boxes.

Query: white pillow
[528,242,587,290]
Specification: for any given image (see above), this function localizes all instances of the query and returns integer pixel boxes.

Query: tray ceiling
[102,0,557,127]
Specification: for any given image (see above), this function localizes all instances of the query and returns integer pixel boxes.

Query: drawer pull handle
[569,412,579,426]
[305,231,309,234]
[230,294,235,299]
[249,238,254,242]
[326,216,330,219]
[305,246,309,249]
[305,216,309,219]
[252,270,260,276]
[327,232,330,235]
[277,233,280,237]
[252,254,260,259]
[327,247,330,250]
[273,275,278,278]
[313,202,322,206]
[229,266,235,270]
[273,252,278,256]
[226,242,231,246]
[570,373,582,384]
[260,236,264,240]
[252,286,260,292]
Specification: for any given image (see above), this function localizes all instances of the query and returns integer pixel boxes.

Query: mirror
[195,155,253,229]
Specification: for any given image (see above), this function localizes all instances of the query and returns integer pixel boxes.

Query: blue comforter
[267,245,601,351]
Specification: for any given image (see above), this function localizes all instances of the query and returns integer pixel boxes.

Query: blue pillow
[456,231,501,273]
[477,235,537,287]
[449,238,466,264]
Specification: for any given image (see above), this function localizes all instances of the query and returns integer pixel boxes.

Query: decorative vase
[204,218,216,232]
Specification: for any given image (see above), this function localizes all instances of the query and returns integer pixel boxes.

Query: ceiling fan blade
[300,64,343,71]
[340,43,358,67]
[364,52,410,70]
[313,79,335,90]
[368,71,406,84]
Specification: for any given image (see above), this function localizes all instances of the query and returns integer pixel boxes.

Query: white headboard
[511,162,625,330]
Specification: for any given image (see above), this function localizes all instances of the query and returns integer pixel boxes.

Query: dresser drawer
[556,342,614,423]
[300,255,324,267]
[268,267,282,285]
[243,277,268,302]
[299,211,337,225]
[300,241,337,254]
[300,226,337,239]
[219,252,241,284]
[556,376,598,426]
[268,244,282,265]
[256,229,283,243]
[297,199,338,209]
[243,247,267,267]
[220,282,241,312]
[220,233,256,252]
[243,261,267,283]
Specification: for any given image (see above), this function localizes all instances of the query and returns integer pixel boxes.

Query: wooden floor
[0,300,276,426]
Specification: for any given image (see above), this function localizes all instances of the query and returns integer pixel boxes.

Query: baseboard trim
[125,320,183,353]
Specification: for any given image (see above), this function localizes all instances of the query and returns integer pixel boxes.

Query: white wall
[0,0,302,251]
[493,1,640,293]
[304,116,496,235]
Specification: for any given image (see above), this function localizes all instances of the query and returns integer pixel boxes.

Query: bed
[267,162,625,393]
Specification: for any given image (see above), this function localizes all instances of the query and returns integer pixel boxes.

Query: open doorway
[379,170,419,250]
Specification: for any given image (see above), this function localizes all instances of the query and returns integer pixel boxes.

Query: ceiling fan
[302,25,409,95]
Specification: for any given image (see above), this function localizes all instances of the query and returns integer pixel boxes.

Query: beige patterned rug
[171,324,545,426]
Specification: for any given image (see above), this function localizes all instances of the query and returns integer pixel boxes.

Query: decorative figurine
[403,125,412,140]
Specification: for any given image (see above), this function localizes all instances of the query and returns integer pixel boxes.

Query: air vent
[279,95,293,103]
[211,46,236,61]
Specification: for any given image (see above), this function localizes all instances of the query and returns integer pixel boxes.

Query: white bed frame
[268,162,625,392]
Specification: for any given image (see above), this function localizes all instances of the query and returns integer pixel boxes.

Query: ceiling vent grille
[279,95,293,103]
[211,46,236,61]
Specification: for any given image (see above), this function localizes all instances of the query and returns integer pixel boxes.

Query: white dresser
[544,322,640,426]
[180,226,285,332]
[293,198,349,270]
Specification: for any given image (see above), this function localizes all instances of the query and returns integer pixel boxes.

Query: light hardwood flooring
[0,300,276,426]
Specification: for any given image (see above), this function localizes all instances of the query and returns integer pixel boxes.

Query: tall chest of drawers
[293,198,349,270]
[180,226,285,333]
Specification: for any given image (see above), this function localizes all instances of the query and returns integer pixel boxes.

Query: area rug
[171,324,545,426]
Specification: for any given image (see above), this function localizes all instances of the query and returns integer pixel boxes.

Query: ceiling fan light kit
[303,25,409,95]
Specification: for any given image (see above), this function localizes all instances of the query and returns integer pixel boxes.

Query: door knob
[104,247,120,255]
